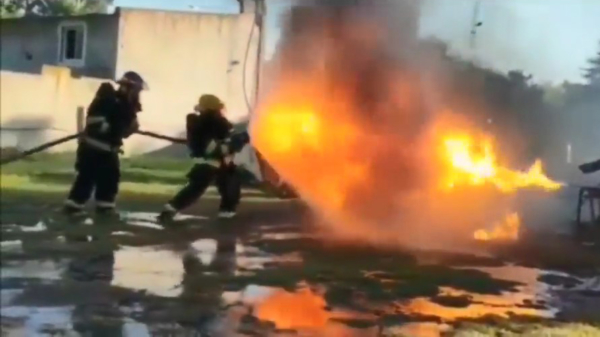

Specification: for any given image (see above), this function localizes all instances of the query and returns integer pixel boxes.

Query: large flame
[252,81,562,245]
[251,3,562,247]
[441,134,563,193]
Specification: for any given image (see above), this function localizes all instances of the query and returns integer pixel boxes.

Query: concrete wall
[114,9,260,153]
[0,13,119,78]
[0,9,260,156]
[0,67,105,152]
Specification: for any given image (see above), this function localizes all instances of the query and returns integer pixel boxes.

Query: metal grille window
[58,22,86,67]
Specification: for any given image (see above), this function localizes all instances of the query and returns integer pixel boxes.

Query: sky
[115,0,600,84]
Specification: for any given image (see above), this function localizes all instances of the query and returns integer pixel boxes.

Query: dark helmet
[116,71,148,90]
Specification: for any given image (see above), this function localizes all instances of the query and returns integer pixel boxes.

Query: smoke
[252,0,562,252]
[419,0,600,84]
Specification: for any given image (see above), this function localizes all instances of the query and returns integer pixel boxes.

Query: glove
[123,117,139,138]
[228,131,250,154]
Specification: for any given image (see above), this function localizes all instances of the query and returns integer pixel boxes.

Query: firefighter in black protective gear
[158,94,248,221]
[63,71,147,216]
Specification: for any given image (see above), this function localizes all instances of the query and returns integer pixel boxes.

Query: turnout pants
[66,143,120,208]
[168,162,241,212]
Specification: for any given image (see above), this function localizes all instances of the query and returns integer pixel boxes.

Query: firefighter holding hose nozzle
[63,71,147,216]
[158,94,248,222]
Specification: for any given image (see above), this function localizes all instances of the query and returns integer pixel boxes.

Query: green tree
[583,41,600,87]
[45,0,112,16]
[1,0,111,18]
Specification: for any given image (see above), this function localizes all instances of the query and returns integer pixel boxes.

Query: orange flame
[254,288,330,329]
[441,134,563,193]
[252,78,367,215]
[474,212,521,241]
[251,6,563,245]
[254,287,375,333]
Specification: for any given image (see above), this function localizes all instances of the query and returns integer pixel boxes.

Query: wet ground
[1,190,600,336]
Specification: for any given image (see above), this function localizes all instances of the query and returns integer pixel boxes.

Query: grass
[0,174,181,195]
[1,151,191,175]
[0,151,269,198]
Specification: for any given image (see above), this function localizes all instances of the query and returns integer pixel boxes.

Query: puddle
[570,276,600,292]
[384,322,452,337]
[125,221,165,230]
[2,221,48,233]
[174,214,210,221]
[259,232,306,241]
[111,239,300,298]
[121,319,152,337]
[396,288,551,322]
[1,289,24,306]
[1,306,74,336]
[220,284,379,336]
[1,260,68,282]
[1,304,154,337]
[120,212,207,230]
[112,245,184,297]
[223,284,276,305]
[396,265,557,322]
[1,222,597,337]
[112,231,135,237]
[188,238,303,274]
[1,240,23,253]
[119,212,168,230]
[190,239,221,266]
[1,259,597,337]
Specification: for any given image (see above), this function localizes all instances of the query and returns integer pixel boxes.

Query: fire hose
[0,130,182,166]
[0,130,248,166]
[135,130,186,144]
[0,132,83,166]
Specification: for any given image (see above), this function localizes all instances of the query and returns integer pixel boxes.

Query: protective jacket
[83,83,141,151]
[186,110,233,162]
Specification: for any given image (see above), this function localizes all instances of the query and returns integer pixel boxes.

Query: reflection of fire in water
[255,288,329,329]
[474,212,520,242]
[397,286,546,321]
[396,265,556,322]
[398,266,554,321]
[254,286,374,331]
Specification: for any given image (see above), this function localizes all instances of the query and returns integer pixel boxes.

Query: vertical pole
[254,0,266,109]
[469,0,482,50]
[77,106,85,132]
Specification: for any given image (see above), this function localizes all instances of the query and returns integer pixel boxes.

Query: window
[57,21,86,67]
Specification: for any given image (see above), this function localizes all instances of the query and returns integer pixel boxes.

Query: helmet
[195,94,224,111]
[116,71,148,90]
